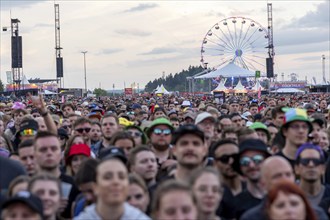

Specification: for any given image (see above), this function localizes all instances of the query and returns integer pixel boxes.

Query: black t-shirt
[275,150,296,169]
[234,189,262,219]
[216,182,246,219]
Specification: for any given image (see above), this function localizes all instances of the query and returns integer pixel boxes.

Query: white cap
[182,100,191,107]
[195,112,215,125]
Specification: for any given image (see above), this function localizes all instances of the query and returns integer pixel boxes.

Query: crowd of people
[1,92,330,219]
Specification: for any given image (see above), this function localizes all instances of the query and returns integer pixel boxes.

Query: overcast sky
[0,0,329,90]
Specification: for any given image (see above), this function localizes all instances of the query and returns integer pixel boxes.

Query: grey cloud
[294,56,326,61]
[287,1,329,28]
[99,48,123,55]
[140,47,177,55]
[205,10,225,18]
[276,41,329,55]
[34,23,53,28]
[0,0,43,10]
[274,27,329,47]
[115,29,152,37]
[124,3,158,13]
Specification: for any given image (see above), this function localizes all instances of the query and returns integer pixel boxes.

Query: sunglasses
[62,125,72,129]
[20,129,37,136]
[153,128,171,135]
[215,154,236,164]
[240,155,264,167]
[127,131,142,137]
[298,158,324,166]
[75,128,91,133]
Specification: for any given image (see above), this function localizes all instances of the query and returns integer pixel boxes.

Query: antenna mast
[54,4,64,87]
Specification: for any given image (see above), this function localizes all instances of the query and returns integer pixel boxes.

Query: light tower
[55,4,64,87]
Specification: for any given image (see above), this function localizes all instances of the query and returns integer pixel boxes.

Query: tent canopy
[155,84,170,94]
[196,62,259,79]
[234,79,247,93]
[212,80,229,93]
[251,80,264,91]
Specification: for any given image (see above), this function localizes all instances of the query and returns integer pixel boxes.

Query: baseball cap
[1,191,43,218]
[57,128,69,139]
[66,143,91,164]
[131,103,142,110]
[184,112,196,120]
[146,118,174,137]
[171,124,205,145]
[249,122,271,141]
[19,119,39,133]
[99,147,127,164]
[195,112,216,125]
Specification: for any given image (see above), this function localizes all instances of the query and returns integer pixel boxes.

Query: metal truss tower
[266,3,275,78]
[11,18,23,95]
[55,4,64,87]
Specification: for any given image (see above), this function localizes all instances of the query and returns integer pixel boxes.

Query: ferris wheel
[200,17,269,74]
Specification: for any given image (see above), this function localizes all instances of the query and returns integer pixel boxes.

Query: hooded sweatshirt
[74,202,151,220]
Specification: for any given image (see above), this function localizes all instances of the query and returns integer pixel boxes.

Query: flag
[255,71,261,78]
[258,87,261,99]
[61,95,65,103]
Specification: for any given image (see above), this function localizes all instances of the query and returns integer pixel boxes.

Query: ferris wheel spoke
[217,27,236,50]
[241,28,259,50]
[234,22,239,49]
[206,37,228,48]
[226,24,237,49]
[243,56,266,67]
[251,54,268,60]
[240,57,257,70]
[238,57,249,69]
[237,22,244,49]
[237,23,251,49]
[212,32,235,51]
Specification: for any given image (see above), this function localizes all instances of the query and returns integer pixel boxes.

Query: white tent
[251,80,264,91]
[43,90,57,95]
[212,80,230,93]
[271,88,305,94]
[234,79,247,93]
[21,75,30,85]
[155,84,170,94]
[196,62,258,79]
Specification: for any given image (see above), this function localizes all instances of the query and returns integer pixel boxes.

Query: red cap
[66,144,91,164]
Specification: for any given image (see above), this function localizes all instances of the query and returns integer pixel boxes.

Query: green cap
[281,108,313,135]
[146,117,174,137]
[249,122,271,141]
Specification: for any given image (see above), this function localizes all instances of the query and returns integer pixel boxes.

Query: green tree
[0,79,4,92]
[93,88,107,97]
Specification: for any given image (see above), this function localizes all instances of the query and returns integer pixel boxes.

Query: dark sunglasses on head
[62,125,72,129]
[298,158,324,166]
[240,154,264,167]
[215,154,237,164]
[127,131,142,137]
[153,128,171,135]
[75,128,91,133]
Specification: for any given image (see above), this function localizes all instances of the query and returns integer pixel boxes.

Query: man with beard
[294,143,330,206]
[232,139,270,219]
[34,131,79,218]
[146,118,175,180]
[212,139,243,219]
[171,124,207,182]
[92,114,119,157]
[195,112,216,147]
[73,117,92,146]
[276,108,313,168]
